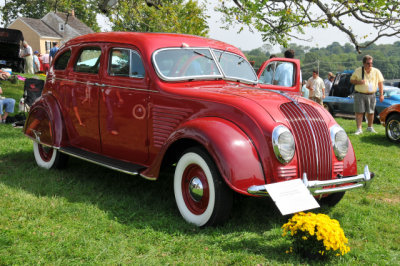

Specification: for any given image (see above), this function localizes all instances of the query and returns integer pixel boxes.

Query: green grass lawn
[0,77,399,264]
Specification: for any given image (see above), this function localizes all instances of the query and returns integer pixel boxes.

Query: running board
[59,147,146,176]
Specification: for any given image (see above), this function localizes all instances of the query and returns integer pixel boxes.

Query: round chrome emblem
[189,177,203,202]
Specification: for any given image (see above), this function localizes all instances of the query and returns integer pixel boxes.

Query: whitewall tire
[33,141,68,169]
[174,147,232,227]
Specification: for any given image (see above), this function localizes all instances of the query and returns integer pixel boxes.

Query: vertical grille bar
[280,102,332,181]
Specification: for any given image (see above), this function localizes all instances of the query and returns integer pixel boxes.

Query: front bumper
[248,165,374,196]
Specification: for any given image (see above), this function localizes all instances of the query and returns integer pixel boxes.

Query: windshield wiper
[193,50,214,61]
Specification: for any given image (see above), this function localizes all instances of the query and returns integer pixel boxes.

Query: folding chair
[23,78,44,111]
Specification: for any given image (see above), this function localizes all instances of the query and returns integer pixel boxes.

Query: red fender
[142,117,265,195]
[23,93,67,147]
[342,139,357,177]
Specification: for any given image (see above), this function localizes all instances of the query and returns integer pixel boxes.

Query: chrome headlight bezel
[330,124,349,160]
[272,125,295,164]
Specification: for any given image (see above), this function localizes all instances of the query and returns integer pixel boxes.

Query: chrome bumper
[247,165,374,196]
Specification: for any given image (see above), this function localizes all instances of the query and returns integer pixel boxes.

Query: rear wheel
[33,142,69,169]
[174,147,233,227]
[385,113,400,143]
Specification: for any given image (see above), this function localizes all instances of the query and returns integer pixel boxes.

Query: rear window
[54,50,71,70]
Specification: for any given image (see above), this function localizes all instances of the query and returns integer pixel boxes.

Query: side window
[54,50,71,70]
[74,47,102,74]
[109,48,145,78]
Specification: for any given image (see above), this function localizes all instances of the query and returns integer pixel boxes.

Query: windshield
[153,48,257,83]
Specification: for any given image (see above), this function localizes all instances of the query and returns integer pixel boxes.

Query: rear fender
[23,93,66,147]
[142,117,265,195]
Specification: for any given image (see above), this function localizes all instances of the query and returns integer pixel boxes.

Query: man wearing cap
[324,72,335,96]
[350,55,384,135]
[33,51,41,73]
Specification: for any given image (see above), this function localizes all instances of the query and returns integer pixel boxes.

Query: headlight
[330,125,349,160]
[272,125,295,164]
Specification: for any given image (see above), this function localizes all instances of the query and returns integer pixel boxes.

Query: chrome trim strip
[247,165,374,196]
[58,148,140,176]
[52,77,158,93]
[139,173,157,181]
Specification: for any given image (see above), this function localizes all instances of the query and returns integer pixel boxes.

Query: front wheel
[174,147,233,227]
[33,142,69,169]
[385,113,400,143]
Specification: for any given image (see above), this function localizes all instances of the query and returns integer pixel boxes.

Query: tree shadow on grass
[1,149,346,263]
[0,149,286,229]
[358,133,400,148]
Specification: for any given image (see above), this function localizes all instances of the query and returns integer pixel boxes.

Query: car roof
[63,32,245,59]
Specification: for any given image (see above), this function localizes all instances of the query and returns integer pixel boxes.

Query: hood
[162,81,332,126]
[199,83,326,124]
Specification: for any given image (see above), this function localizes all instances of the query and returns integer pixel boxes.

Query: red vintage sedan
[24,32,373,226]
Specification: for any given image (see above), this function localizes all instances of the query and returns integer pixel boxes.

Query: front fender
[24,93,66,147]
[142,117,265,195]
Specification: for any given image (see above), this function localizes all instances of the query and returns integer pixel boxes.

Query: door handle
[94,83,106,87]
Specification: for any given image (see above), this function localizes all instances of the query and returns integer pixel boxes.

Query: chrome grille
[280,102,332,180]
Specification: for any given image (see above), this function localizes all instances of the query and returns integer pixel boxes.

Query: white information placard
[265,179,320,215]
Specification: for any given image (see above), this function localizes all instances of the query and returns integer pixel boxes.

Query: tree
[106,0,209,36]
[1,0,101,32]
[217,1,400,53]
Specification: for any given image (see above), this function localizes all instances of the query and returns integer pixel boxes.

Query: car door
[331,73,355,115]
[98,45,149,164]
[257,58,302,95]
[64,44,103,152]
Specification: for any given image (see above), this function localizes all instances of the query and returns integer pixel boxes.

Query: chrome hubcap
[388,120,400,140]
[189,177,203,202]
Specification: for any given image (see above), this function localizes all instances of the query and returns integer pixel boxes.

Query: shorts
[354,92,376,114]
[0,98,16,115]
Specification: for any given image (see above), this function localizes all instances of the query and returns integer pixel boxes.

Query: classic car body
[379,104,400,143]
[323,70,400,121]
[0,28,24,72]
[24,32,373,226]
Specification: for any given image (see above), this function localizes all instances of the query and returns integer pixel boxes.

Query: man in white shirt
[20,41,34,74]
[306,69,325,105]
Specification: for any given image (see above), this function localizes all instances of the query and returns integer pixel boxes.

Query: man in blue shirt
[49,42,59,64]
[273,49,295,87]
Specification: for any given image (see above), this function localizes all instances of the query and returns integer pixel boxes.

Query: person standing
[324,72,335,96]
[20,41,34,74]
[350,55,384,135]
[33,51,41,73]
[306,69,325,105]
[273,49,295,87]
[49,42,59,64]
[41,53,50,74]
[301,80,309,98]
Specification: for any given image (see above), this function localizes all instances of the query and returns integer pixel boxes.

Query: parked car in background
[0,28,24,72]
[379,104,400,143]
[323,70,400,122]
[24,32,373,227]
